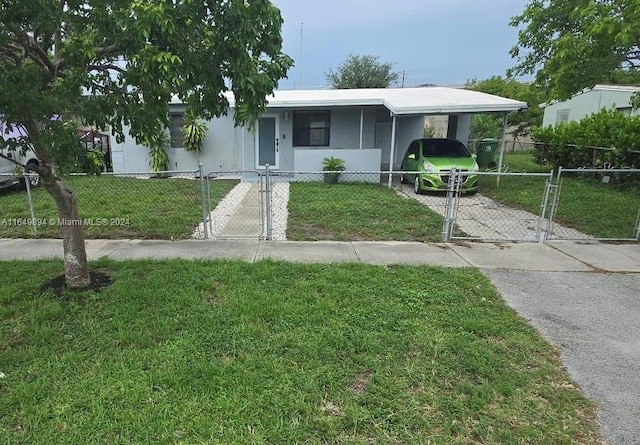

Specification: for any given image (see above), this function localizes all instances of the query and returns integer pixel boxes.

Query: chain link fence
[548,168,640,242]
[0,170,207,239]
[2,165,638,243]
[276,170,446,243]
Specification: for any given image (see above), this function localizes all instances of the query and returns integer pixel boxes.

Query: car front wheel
[414,176,423,195]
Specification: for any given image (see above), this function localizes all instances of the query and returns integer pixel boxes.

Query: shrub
[532,109,640,169]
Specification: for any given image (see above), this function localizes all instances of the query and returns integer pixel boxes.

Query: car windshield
[422,140,471,158]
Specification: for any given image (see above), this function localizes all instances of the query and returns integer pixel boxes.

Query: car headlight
[422,161,436,173]
[472,162,479,172]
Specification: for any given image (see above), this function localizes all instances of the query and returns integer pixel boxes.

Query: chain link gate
[443,169,555,243]
[202,168,267,239]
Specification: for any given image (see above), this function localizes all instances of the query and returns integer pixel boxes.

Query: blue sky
[271,0,531,89]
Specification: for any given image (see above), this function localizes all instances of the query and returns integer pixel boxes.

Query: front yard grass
[0,176,237,239]
[0,260,602,444]
[481,153,640,239]
[287,182,444,242]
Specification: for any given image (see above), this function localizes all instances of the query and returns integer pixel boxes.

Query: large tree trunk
[40,163,91,289]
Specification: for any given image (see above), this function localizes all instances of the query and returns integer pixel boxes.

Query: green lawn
[0,260,601,444]
[0,176,237,240]
[287,183,444,242]
[481,153,640,239]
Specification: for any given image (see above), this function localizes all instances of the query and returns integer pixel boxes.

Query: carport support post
[387,114,397,187]
[359,107,364,150]
[199,163,209,239]
[496,113,509,187]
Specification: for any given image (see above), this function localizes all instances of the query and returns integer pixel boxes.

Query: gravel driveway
[395,184,589,241]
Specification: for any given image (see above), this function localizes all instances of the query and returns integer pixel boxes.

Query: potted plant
[322,156,345,184]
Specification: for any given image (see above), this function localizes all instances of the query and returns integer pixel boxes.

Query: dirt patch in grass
[348,371,374,394]
[40,270,113,296]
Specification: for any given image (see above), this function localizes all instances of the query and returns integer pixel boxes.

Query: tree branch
[95,43,120,59]
[8,26,57,79]
[88,64,126,74]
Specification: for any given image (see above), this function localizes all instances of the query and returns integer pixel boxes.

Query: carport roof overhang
[260,87,528,115]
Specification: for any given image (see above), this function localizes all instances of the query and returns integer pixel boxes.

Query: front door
[256,115,279,169]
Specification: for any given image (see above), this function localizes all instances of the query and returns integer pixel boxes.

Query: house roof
[261,87,527,115]
[171,87,528,115]
[541,84,640,108]
[591,84,640,93]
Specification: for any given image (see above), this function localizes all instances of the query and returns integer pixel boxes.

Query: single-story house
[111,87,527,174]
[542,84,640,127]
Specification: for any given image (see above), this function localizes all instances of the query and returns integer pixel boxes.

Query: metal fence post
[198,163,209,239]
[634,207,640,242]
[545,167,563,240]
[265,164,272,240]
[537,173,555,243]
[442,168,458,242]
[24,172,38,236]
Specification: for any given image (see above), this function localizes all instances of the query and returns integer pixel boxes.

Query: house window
[556,109,570,124]
[293,111,330,146]
[617,106,632,116]
[169,113,185,148]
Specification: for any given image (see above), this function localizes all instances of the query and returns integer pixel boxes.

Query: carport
[372,87,527,185]
[259,86,528,181]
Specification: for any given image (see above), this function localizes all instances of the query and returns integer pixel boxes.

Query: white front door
[256,115,280,169]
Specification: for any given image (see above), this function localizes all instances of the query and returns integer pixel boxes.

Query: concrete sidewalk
[0,238,638,272]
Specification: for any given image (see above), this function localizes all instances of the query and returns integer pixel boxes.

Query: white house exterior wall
[543,89,640,127]
[171,111,237,172]
[112,106,464,174]
[112,111,239,174]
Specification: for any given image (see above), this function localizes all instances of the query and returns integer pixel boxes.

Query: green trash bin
[475,138,500,169]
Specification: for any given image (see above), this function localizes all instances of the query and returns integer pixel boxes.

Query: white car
[0,147,40,190]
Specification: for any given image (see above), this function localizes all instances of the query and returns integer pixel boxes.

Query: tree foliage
[532,109,640,169]
[0,0,292,287]
[465,76,545,138]
[326,54,400,89]
[468,114,504,141]
[509,0,640,101]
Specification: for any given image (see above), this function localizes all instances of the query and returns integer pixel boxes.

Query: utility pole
[401,70,406,88]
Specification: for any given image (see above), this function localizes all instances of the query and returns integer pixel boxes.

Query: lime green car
[400,138,479,194]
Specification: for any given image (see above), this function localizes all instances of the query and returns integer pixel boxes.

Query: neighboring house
[111,87,527,174]
[542,85,640,127]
